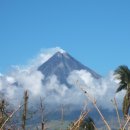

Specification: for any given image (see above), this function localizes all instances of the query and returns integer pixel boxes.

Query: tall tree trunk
[22,91,29,130]
[123,90,130,118]
[42,122,44,130]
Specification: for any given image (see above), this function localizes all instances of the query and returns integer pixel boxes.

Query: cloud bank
[0,47,125,110]
[68,70,125,110]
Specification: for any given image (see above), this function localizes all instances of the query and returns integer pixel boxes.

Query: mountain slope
[38,51,101,86]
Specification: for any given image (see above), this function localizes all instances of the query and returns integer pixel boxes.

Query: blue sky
[0,0,130,75]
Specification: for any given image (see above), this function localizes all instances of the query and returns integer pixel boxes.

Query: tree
[39,97,46,130]
[114,65,130,117]
[22,90,29,130]
[80,117,95,130]
[0,100,6,128]
[0,99,9,129]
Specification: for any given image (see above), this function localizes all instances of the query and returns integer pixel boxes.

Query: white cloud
[6,76,15,84]
[0,78,3,91]
[0,47,126,111]
[67,70,125,110]
[43,75,85,105]
[0,47,66,105]
[28,47,66,69]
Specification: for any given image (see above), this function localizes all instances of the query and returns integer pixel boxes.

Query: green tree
[114,65,130,117]
[79,117,95,130]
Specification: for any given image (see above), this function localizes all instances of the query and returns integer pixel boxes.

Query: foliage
[68,117,95,130]
[114,65,130,117]
[79,117,95,130]
[0,99,8,128]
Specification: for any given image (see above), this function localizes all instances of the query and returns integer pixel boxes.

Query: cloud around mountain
[0,47,125,110]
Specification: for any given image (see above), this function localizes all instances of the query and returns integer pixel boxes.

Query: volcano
[38,51,101,87]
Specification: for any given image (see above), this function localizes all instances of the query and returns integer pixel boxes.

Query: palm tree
[114,65,130,117]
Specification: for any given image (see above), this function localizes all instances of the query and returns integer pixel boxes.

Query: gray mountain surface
[38,51,101,87]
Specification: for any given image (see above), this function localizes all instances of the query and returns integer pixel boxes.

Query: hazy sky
[0,0,130,75]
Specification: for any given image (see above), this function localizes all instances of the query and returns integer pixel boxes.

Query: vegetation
[114,65,130,118]
[0,100,7,128]
[79,117,95,130]
[0,65,130,130]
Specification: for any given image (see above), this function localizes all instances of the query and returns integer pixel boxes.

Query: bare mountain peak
[38,50,101,87]
[54,51,70,59]
[55,48,66,54]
